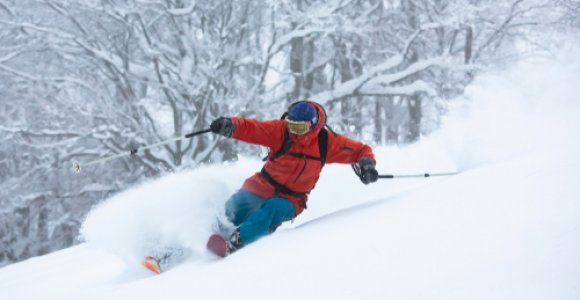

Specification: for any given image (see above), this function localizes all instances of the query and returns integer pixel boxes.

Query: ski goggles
[286,118,312,135]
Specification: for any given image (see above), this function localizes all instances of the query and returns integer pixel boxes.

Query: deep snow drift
[1,47,580,300]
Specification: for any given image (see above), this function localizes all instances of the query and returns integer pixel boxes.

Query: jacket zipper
[293,157,307,183]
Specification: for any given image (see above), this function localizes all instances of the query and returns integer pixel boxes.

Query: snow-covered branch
[311,56,446,104]
[0,63,102,95]
[0,2,13,16]
[363,57,446,89]
[359,80,437,97]
[0,49,24,63]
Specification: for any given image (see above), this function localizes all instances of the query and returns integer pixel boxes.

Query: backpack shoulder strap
[318,129,328,168]
[269,130,293,161]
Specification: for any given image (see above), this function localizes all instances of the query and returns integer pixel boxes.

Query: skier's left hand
[358,157,378,184]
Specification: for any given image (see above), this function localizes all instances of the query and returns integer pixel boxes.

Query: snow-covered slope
[1,49,580,300]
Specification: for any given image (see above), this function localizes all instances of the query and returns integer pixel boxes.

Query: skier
[143,100,378,272]
[206,100,379,257]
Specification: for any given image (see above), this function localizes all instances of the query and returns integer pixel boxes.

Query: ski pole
[72,128,212,174]
[351,164,458,180]
[377,171,459,179]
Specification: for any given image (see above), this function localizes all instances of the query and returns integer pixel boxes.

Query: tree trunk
[373,98,383,144]
[336,38,363,135]
[290,34,304,101]
[403,0,422,142]
[465,26,474,80]
[303,40,315,98]
[385,96,398,144]
[407,94,422,142]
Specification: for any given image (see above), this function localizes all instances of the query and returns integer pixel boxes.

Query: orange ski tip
[143,256,162,274]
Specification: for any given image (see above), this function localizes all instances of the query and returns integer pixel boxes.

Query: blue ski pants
[225,189,296,245]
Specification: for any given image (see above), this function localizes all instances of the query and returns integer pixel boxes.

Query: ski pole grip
[185,128,212,138]
[378,174,394,179]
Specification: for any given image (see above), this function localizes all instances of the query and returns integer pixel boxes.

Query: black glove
[358,157,378,185]
[210,117,235,138]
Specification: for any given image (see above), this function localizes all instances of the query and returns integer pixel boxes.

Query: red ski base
[207,234,228,257]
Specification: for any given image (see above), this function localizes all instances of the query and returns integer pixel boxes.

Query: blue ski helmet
[287,102,318,129]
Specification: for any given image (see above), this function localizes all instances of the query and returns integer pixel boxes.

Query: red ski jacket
[230,101,375,216]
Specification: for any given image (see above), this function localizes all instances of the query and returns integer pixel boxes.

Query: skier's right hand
[211,117,236,138]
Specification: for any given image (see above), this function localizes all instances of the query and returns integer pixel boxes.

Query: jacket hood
[308,100,327,133]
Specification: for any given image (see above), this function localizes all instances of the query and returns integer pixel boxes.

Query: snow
[1,49,580,300]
